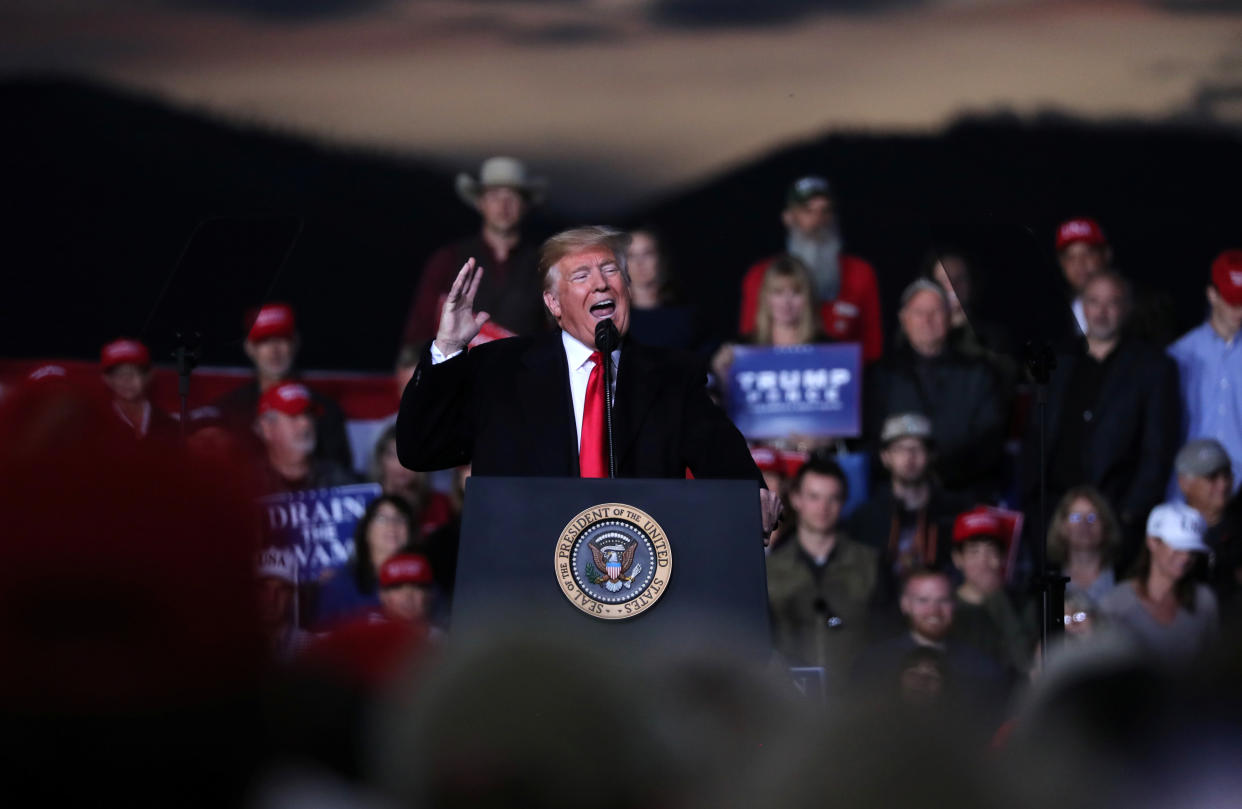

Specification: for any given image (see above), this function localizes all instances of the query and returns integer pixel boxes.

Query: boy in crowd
[948,509,1030,676]
[378,552,437,627]
[100,338,177,441]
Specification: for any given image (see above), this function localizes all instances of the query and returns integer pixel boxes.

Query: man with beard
[851,568,1010,713]
[737,176,883,363]
[255,382,359,494]
[846,413,969,609]
[1027,270,1179,568]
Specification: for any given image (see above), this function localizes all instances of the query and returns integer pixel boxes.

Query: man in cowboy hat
[401,156,548,346]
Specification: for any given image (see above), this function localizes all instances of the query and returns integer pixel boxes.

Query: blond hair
[538,226,631,293]
[754,254,817,345]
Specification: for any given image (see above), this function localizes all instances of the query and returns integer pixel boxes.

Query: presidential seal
[554,503,672,620]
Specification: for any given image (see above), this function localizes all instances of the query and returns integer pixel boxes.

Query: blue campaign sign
[727,343,862,440]
[259,483,382,581]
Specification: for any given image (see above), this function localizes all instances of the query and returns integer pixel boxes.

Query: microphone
[594,319,620,479]
[594,318,620,354]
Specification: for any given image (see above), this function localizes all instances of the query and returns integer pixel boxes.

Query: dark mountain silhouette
[2,75,1240,371]
[0,75,564,370]
[631,110,1242,349]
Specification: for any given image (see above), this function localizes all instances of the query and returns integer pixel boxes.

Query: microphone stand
[595,319,621,479]
[173,331,202,441]
[1025,340,1068,655]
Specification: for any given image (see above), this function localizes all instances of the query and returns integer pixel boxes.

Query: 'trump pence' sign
[727,344,862,440]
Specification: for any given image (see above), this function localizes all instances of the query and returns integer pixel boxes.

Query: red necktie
[580,351,607,478]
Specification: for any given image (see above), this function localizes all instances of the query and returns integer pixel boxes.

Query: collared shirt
[561,330,621,451]
[429,331,620,452]
[1071,296,1087,336]
[1168,321,1242,498]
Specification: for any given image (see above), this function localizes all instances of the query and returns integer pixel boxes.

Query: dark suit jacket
[396,332,762,483]
[864,344,1006,495]
[1024,338,1179,527]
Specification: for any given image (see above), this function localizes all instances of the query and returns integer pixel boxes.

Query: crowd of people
[6,153,1242,803]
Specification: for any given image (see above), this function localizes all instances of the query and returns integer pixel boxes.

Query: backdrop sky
[6,0,1242,215]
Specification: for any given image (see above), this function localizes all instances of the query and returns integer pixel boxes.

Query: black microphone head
[594,318,620,353]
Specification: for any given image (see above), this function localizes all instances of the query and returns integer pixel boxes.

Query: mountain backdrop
[3,76,1240,370]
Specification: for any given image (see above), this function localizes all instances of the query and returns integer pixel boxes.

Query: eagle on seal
[590,542,638,592]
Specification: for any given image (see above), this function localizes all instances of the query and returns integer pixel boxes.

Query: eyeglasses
[1067,512,1098,525]
[1064,611,1090,625]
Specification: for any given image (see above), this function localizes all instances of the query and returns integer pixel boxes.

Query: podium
[451,477,773,657]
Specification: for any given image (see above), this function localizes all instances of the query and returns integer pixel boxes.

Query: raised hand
[434,258,491,356]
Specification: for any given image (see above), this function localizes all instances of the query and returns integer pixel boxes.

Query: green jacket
[766,534,879,680]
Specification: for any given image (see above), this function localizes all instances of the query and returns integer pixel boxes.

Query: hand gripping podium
[451,477,772,657]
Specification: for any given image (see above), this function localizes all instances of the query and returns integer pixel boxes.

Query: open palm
[434,257,491,355]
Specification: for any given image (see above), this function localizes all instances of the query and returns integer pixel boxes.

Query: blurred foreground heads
[0,377,266,806]
[367,627,809,809]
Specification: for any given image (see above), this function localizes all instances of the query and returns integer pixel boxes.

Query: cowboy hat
[455,156,547,206]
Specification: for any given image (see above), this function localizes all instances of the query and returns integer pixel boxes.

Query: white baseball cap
[1146,503,1209,553]
[257,546,299,584]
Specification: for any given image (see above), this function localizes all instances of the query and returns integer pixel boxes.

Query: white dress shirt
[1071,296,1087,336]
[430,332,620,451]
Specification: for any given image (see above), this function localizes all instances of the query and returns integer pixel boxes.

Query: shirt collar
[561,330,621,370]
[1202,320,1238,347]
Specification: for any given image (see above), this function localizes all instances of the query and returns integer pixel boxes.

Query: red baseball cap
[1055,218,1107,251]
[750,447,781,473]
[379,553,434,588]
[100,338,151,371]
[257,382,318,417]
[953,509,1008,546]
[247,303,296,342]
[1211,249,1242,306]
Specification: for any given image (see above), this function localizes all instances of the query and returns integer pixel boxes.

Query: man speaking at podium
[396,226,781,541]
